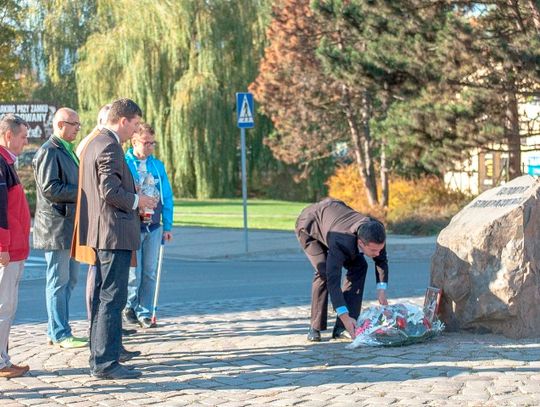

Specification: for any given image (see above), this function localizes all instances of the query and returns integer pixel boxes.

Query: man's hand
[163,231,173,242]
[377,289,388,305]
[137,195,157,209]
[339,313,357,339]
[0,252,10,267]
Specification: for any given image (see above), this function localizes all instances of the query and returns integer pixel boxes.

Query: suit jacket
[33,136,78,250]
[74,128,140,251]
[295,198,388,309]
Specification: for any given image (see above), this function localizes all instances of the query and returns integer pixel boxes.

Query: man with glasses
[0,114,31,378]
[295,198,389,342]
[33,107,87,349]
[123,123,173,329]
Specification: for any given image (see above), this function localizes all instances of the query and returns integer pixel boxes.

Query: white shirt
[102,127,138,209]
[103,126,120,143]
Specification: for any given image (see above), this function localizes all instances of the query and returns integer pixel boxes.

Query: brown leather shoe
[0,365,29,378]
[10,364,29,373]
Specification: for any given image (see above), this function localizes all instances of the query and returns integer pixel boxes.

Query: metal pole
[240,127,248,252]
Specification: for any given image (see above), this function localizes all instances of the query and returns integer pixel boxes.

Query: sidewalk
[4,228,540,405]
[162,226,438,261]
[21,227,437,281]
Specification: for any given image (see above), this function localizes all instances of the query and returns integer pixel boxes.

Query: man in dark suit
[75,98,156,379]
[295,198,389,342]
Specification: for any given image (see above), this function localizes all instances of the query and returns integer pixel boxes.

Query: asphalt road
[15,252,430,323]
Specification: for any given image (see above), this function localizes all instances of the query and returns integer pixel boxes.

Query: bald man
[32,107,88,348]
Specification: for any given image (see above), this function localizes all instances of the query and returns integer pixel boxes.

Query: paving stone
[295,401,327,407]
[218,402,249,407]
[97,399,137,407]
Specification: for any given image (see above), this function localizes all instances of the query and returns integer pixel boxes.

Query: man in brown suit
[295,198,389,342]
[74,98,156,380]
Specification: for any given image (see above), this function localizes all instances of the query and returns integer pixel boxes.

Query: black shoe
[332,327,352,340]
[122,308,139,325]
[138,317,157,329]
[122,328,137,336]
[119,347,141,362]
[91,364,142,380]
[307,328,321,342]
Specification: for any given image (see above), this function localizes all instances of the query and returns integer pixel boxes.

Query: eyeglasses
[63,121,81,128]
[141,141,158,147]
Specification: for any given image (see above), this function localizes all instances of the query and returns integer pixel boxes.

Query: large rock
[431,175,540,338]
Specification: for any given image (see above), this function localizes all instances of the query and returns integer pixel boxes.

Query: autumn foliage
[249,0,343,166]
[327,164,471,235]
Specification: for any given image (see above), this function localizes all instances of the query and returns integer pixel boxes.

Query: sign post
[236,92,255,253]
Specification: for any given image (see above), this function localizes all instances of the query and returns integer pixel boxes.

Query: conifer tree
[442,0,540,179]
[251,0,444,206]
[380,1,540,179]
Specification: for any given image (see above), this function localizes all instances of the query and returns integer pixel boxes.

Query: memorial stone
[431,175,540,338]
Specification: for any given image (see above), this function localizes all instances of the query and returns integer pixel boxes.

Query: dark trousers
[297,230,368,331]
[89,249,131,373]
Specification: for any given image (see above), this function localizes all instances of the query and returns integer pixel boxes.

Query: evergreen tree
[380,1,540,179]
[313,0,448,205]
[251,0,444,207]
[444,1,540,179]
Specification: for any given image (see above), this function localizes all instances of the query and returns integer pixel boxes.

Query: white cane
[151,238,165,325]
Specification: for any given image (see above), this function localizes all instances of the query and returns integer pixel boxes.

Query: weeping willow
[76,0,271,198]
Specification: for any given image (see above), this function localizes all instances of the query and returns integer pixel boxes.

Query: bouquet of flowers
[347,303,444,348]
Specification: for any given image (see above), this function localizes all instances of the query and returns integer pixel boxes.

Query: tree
[381,1,540,179]
[444,1,540,179]
[378,85,504,175]
[251,0,445,207]
[313,0,450,206]
[0,1,26,101]
[76,0,273,198]
[251,0,380,204]
[254,0,540,208]
[22,0,97,107]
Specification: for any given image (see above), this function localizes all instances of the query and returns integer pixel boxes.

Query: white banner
[0,103,57,140]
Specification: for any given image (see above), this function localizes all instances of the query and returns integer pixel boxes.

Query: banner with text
[0,103,57,141]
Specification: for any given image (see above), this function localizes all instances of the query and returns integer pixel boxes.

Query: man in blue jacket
[123,123,173,328]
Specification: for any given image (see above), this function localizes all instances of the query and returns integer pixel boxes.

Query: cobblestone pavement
[2,295,540,406]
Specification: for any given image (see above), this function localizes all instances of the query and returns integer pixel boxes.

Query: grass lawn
[173,199,310,231]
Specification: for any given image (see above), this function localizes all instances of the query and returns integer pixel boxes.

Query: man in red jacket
[0,114,31,378]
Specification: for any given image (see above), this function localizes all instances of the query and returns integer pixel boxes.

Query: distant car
[17,149,37,169]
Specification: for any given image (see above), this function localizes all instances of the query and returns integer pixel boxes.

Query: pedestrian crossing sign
[236,92,255,128]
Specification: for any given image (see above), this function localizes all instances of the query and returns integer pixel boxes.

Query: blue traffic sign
[236,92,255,128]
